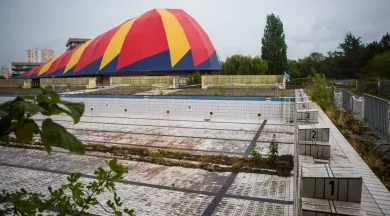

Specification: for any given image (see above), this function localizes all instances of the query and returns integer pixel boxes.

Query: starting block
[301,164,362,203]
[298,140,330,159]
[297,109,319,123]
[298,124,330,142]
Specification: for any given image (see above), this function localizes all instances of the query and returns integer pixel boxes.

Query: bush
[187,71,202,86]
[308,72,332,111]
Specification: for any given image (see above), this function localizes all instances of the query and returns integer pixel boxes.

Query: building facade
[11,62,41,77]
[25,49,54,63]
[66,38,90,50]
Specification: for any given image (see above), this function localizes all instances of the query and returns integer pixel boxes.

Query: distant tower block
[296,101,312,110]
[298,125,330,142]
[297,109,319,123]
[302,197,363,216]
[301,164,362,203]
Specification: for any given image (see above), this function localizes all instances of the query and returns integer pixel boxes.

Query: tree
[380,32,390,51]
[261,13,287,75]
[364,51,390,79]
[220,55,268,75]
[337,32,365,78]
[187,71,202,85]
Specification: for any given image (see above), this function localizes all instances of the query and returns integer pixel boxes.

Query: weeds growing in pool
[4,140,294,177]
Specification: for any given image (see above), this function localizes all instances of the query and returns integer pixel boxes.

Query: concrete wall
[0,79,31,88]
[202,75,285,89]
[40,77,96,89]
[110,76,179,89]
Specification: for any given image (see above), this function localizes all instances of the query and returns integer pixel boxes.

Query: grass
[2,139,294,176]
[326,107,390,191]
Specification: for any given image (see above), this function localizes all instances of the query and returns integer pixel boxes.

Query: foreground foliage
[0,90,134,215]
[0,89,85,154]
[0,159,135,216]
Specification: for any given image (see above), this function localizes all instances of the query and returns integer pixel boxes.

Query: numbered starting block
[298,140,330,159]
[297,96,310,102]
[301,164,362,203]
[298,125,330,142]
[302,197,363,216]
[297,109,319,123]
[296,101,312,110]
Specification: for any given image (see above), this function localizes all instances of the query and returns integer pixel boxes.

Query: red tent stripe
[117,9,169,70]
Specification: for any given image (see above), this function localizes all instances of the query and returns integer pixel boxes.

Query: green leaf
[0,116,12,135]
[41,118,85,154]
[0,101,13,117]
[20,95,36,101]
[40,103,63,116]
[60,101,85,124]
[46,90,61,103]
[0,135,10,144]
[15,120,40,143]
[9,101,44,120]
[36,94,50,105]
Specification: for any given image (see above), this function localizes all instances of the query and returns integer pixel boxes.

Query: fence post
[362,95,365,120]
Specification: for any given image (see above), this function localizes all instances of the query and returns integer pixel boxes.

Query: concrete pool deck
[0,94,389,215]
[312,103,390,216]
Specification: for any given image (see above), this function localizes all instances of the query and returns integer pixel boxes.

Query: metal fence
[363,93,390,139]
[342,89,353,112]
[379,80,390,95]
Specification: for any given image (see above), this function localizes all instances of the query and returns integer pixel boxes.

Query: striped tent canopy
[23,8,221,79]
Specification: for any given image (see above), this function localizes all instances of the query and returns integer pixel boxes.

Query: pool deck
[301,103,390,216]
[0,94,389,215]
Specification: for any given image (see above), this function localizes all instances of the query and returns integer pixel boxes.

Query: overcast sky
[0,0,389,66]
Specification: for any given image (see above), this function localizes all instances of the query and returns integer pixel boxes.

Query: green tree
[380,32,390,51]
[187,71,202,86]
[365,51,390,79]
[261,13,287,75]
[221,55,268,75]
[338,32,365,78]
[287,60,301,78]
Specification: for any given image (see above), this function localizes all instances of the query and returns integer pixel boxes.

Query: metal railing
[363,93,390,139]
[342,89,354,113]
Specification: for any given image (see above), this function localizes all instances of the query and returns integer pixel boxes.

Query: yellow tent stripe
[38,55,61,75]
[157,9,190,67]
[64,40,92,73]
[99,17,138,70]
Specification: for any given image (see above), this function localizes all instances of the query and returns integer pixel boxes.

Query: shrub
[269,135,279,157]
[250,149,262,165]
[187,71,202,86]
[308,72,332,111]
[0,159,135,215]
